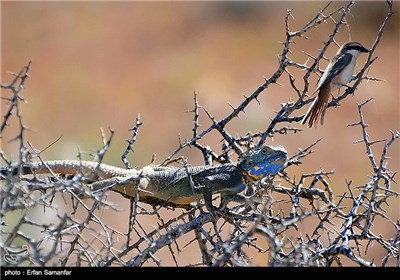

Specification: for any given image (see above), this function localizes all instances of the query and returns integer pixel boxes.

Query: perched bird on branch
[301,41,369,128]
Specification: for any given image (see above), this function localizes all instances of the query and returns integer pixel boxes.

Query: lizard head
[238,145,287,182]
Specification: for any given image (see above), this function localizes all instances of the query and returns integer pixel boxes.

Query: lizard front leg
[202,172,244,217]
[201,181,216,217]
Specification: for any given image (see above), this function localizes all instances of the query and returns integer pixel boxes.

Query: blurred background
[1,1,399,266]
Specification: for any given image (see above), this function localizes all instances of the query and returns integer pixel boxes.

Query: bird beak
[361,46,370,53]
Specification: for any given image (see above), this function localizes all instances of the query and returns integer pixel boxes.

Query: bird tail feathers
[301,86,330,128]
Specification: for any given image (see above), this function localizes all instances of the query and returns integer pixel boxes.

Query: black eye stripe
[345,45,368,52]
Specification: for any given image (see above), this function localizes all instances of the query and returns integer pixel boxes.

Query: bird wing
[317,53,353,90]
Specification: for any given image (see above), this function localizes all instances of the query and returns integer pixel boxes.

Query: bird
[301,41,369,128]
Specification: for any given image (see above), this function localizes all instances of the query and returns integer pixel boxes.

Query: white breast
[331,56,356,91]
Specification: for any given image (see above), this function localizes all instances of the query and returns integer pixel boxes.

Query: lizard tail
[301,85,330,128]
[1,160,136,181]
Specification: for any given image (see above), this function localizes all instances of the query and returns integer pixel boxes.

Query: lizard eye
[261,146,271,156]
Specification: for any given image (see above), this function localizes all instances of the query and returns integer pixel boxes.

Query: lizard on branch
[1,145,287,212]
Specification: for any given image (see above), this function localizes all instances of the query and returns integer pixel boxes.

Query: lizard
[1,145,287,212]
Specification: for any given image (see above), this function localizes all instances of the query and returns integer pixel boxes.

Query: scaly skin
[1,146,287,209]
[21,160,137,181]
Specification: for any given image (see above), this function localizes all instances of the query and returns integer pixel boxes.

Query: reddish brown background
[1,1,399,266]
